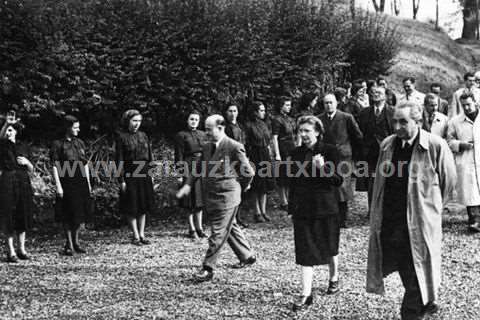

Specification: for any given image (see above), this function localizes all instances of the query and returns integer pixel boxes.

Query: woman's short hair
[63,115,79,132]
[121,109,141,130]
[298,92,318,111]
[276,96,292,113]
[297,115,325,136]
[351,81,364,96]
[187,109,202,119]
[248,101,264,119]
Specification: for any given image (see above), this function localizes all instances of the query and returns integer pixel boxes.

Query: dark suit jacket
[357,105,395,170]
[187,136,254,212]
[319,110,364,162]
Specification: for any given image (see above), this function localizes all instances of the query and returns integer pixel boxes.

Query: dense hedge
[0,0,399,139]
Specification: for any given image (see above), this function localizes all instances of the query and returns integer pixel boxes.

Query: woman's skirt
[120,172,155,218]
[293,215,340,266]
[248,145,275,193]
[58,173,91,228]
[0,170,34,234]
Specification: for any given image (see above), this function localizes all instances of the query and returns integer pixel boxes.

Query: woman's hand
[176,184,191,199]
[312,154,325,169]
[56,185,64,198]
[120,182,127,193]
[16,156,29,166]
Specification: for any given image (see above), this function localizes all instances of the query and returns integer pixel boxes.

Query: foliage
[0,0,399,139]
[346,12,401,80]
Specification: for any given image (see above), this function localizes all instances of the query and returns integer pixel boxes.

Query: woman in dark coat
[51,115,92,256]
[0,118,34,263]
[272,97,296,211]
[288,115,343,311]
[223,104,248,228]
[243,101,275,223]
[174,110,208,239]
[115,109,154,245]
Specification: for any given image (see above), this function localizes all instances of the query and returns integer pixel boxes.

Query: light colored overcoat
[447,113,480,206]
[366,129,456,304]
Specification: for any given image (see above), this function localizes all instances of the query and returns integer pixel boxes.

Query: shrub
[0,0,399,139]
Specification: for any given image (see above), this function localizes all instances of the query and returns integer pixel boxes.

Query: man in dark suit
[319,94,363,228]
[177,114,256,282]
[358,86,395,213]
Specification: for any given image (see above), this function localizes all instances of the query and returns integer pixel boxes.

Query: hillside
[384,15,476,95]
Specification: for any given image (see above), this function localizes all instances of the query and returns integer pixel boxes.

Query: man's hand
[56,186,64,198]
[120,182,127,193]
[176,184,191,199]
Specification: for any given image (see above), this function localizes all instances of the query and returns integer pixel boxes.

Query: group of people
[1,71,480,319]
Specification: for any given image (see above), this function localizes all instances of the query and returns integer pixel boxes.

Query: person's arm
[436,139,457,205]
[347,114,364,161]
[53,165,64,197]
[114,135,127,192]
[234,142,254,191]
[446,120,472,153]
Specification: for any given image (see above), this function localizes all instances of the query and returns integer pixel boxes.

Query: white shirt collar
[328,111,337,119]
[402,129,419,148]
[215,135,225,148]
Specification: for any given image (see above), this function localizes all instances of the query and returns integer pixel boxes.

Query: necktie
[210,143,216,157]
[375,107,380,117]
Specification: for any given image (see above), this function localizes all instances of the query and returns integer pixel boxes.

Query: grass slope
[384,16,475,95]
[0,193,479,320]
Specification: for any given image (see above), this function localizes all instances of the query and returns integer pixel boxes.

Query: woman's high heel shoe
[292,294,313,311]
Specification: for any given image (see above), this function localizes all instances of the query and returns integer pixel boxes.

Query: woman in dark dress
[223,104,248,228]
[51,115,92,256]
[272,97,296,211]
[174,110,208,239]
[244,101,275,223]
[115,109,154,245]
[0,118,34,263]
[288,115,343,311]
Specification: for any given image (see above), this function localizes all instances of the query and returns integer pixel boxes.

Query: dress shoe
[292,294,313,311]
[231,256,256,269]
[131,238,143,246]
[193,268,213,282]
[17,252,31,260]
[62,247,74,256]
[139,237,151,245]
[188,230,199,239]
[238,220,249,228]
[73,244,87,254]
[422,301,439,315]
[262,213,271,222]
[6,254,18,263]
[326,280,339,294]
[254,214,266,223]
[196,230,208,238]
[468,222,480,233]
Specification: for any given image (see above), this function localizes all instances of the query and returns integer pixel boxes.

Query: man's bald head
[205,114,226,142]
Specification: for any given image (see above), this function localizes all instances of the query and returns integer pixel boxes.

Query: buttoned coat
[423,111,448,139]
[449,87,480,118]
[187,136,254,213]
[366,129,456,305]
[447,113,480,206]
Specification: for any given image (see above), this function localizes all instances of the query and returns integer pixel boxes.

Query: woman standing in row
[115,109,155,245]
[174,110,208,239]
[272,97,296,211]
[244,101,275,223]
[0,116,34,262]
[288,116,343,311]
[51,115,92,255]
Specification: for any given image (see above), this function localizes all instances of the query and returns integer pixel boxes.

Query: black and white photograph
[1,0,480,319]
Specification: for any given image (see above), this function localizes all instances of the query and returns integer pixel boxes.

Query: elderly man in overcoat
[366,102,456,320]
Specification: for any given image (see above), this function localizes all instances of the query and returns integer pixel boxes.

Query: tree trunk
[350,0,355,19]
[371,0,379,12]
[435,0,439,30]
[412,0,420,20]
[462,0,478,39]
[393,0,401,16]
[380,0,385,12]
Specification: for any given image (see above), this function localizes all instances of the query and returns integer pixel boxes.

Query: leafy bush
[0,0,399,139]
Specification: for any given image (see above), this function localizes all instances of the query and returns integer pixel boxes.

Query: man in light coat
[398,77,425,107]
[422,93,448,139]
[367,102,456,320]
[447,92,480,232]
[177,114,256,282]
[450,72,480,118]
